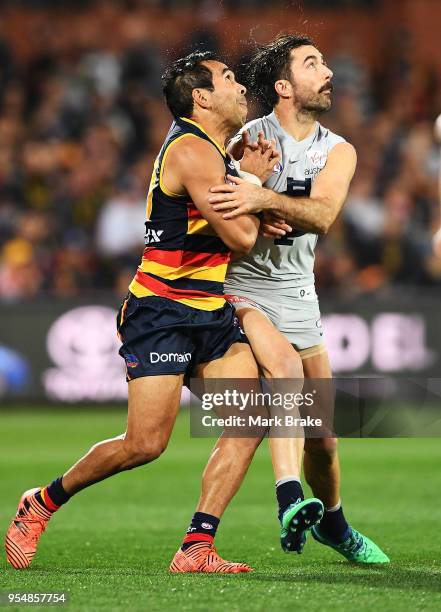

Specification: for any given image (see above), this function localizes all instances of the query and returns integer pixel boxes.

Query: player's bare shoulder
[315,138,357,187]
[162,134,226,195]
[326,141,357,173]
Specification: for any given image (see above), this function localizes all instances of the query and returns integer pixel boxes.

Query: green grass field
[1,408,441,612]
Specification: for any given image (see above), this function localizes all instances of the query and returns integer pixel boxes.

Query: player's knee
[122,438,167,469]
[305,437,338,461]
[263,349,304,379]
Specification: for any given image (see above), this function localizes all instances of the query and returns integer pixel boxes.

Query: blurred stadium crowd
[0,1,440,302]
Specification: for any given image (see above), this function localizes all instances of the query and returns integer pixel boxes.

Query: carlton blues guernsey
[226,111,346,292]
[225,111,346,350]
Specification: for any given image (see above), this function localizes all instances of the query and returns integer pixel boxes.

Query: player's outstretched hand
[241,130,259,152]
[240,132,280,183]
[228,129,272,158]
[209,174,273,219]
[260,211,292,238]
[433,227,441,257]
[228,130,280,183]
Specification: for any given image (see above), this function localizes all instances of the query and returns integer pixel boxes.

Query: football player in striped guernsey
[5,51,322,574]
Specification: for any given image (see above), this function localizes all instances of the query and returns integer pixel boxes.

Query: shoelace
[198,544,228,566]
[341,530,365,555]
[15,516,47,543]
[201,544,217,559]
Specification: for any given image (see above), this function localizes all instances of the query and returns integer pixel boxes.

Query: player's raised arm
[293,142,357,233]
[209,142,356,234]
[162,135,260,254]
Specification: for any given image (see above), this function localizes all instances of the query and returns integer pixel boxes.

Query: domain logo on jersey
[150,352,192,363]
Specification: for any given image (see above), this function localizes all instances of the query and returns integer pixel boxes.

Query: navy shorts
[117,293,249,380]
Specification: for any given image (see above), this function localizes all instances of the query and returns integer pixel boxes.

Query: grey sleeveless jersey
[225,112,346,293]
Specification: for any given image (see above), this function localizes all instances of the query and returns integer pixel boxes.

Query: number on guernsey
[274,177,312,246]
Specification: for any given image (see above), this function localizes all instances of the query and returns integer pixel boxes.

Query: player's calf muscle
[61,436,157,494]
[120,436,167,469]
[304,437,338,460]
[62,417,176,494]
[63,390,181,495]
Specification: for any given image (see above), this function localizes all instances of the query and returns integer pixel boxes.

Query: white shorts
[225,285,324,351]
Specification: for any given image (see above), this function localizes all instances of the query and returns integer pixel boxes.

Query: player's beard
[292,82,332,117]
[303,93,332,114]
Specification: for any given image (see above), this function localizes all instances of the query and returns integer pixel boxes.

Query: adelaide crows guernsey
[129,117,239,311]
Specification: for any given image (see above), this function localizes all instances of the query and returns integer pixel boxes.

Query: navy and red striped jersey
[129,117,240,311]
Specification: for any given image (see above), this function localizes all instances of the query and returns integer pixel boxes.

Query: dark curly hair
[246,34,314,110]
[162,51,218,119]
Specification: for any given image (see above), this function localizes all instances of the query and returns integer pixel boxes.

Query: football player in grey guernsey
[208,34,389,563]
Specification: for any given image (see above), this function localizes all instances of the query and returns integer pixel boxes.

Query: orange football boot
[170,542,252,573]
[5,488,52,569]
